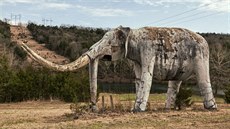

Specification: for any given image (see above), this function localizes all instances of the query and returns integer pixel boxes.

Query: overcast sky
[0,0,229,33]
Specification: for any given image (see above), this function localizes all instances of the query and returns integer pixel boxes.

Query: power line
[166,11,224,26]
[144,1,220,26]
[157,5,228,26]
[157,11,207,26]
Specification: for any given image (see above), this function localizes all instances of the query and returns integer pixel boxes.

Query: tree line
[0,21,92,103]
[0,55,91,103]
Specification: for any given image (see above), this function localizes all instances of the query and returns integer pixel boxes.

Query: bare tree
[209,44,230,95]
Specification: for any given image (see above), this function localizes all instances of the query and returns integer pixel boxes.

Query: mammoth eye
[111,46,120,53]
[108,41,111,44]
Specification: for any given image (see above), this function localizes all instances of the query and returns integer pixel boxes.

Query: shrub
[0,56,13,102]
[0,21,10,39]
[0,55,92,103]
[175,86,193,110]
[224,86,230,103]
[58,71,90,102]
[14,45,27,60]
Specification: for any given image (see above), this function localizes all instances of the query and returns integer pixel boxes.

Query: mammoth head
[20,25,131,72]
[87,26,130,61]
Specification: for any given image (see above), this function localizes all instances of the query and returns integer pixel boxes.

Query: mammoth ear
[114,26,131,58]
[119,26,130,37]
[115,26,130,41]
[115,29,126,41]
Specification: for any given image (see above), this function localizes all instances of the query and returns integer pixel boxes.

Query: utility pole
[10,13,21,25]
[42,18,46,25]
[50,19,53,26]
[19,14,21,24]
[46,19,49,26]
[42,18,53,26]
[11,13,12,24]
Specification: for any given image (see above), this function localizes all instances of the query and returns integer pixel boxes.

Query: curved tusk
[21,43,90,72]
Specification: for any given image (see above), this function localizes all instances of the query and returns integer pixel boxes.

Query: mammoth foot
[203,99,217,110]
[90,104,99,113]
[132,108,145,113]
[132,102,147,113]
[204,104,217,111]
[164,107,173,112]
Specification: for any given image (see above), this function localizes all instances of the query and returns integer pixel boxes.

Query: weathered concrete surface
[165,81,182,109]
[21,26,217,111]
[125,27,216,111]
[21,43,90,71]
[89,58,99,112]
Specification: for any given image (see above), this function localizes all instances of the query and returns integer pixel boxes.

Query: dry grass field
[0,93,230,129]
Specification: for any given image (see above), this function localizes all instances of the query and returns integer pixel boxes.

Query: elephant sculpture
[21,26,217,112]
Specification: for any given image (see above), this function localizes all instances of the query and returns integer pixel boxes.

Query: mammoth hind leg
[195,59,217,109]
[165,81,182,109]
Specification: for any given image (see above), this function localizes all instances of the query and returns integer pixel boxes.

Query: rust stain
[165,42,174,52]
[144,27,174,52]
[144,27,158,40]
[158,29,174,52]
[143,27,204,52]
[172,28,185,33]
[186,29,204,43]
[173,28,203,43]
[158,28,174,52]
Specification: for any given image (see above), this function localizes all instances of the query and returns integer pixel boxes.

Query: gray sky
[0,0,229,33]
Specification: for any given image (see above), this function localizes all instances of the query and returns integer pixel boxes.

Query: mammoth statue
[21,26,217,112]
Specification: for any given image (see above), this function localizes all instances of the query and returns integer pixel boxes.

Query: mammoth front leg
[134,62,154,112]
[89,58,99,112]
[165,81,182,109]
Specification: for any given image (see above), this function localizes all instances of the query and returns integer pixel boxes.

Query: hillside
[27,23,107,61]
[10,25,69,65]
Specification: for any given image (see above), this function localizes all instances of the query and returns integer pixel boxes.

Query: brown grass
[0,94,229,129]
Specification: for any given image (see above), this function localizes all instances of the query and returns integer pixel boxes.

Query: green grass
[191,95,225,103]
[117,93,166,102]
[101,93,225,104]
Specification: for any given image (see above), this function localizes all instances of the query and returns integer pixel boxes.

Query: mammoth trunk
[21,43,90,71]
